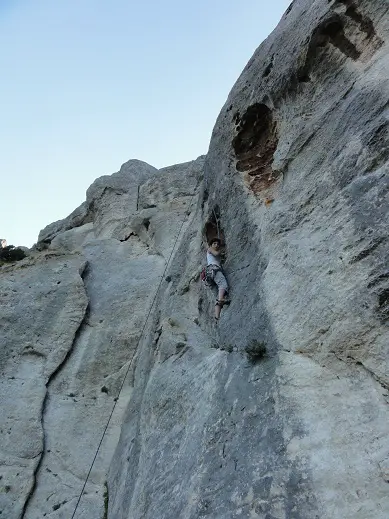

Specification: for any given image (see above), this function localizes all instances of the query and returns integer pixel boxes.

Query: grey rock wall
[0,158,204,518]
[0,254,88,518]
[1,1,388,518]
[109,0,389,518]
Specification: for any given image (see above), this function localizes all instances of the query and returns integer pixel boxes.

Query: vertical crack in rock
[103,481,109,519]
[136,184,140,212]
[20,264,90,519]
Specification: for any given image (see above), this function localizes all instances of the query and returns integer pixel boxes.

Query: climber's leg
[215,302,222,320]
[214,272,229,300]
[214,272,229,319]
[218,288,226,302]
[215,291,226,320]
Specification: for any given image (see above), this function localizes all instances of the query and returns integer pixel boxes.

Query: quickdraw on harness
[200,264,223,288]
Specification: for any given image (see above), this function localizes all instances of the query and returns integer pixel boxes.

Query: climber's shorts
[214,270,228,291]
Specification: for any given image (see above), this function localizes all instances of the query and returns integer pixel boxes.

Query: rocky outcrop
[0,254,88,518]
[1,158,204,518]
[1,1,388,518]
[36,160,158,249]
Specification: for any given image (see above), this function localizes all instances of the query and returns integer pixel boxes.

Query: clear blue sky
[0,0,290,247]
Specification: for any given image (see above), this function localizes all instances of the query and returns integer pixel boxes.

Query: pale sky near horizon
[1,0,290,247]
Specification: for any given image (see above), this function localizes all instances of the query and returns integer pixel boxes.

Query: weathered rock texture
[1,1,388,518]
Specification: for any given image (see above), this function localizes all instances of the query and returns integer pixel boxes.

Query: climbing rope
[70,193,197,519]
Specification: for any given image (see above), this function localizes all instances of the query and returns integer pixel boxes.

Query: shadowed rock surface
[1,1,388,518]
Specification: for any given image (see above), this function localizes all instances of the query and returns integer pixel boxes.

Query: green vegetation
[245,340,267,363]
[0,245,26,263]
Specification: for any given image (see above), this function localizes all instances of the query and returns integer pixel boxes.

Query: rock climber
[206,238,229,321]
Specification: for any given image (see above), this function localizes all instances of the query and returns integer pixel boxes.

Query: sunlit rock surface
[1,1,388,518]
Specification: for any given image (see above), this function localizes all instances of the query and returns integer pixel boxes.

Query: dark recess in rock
[364,123,389,172]
[367,271,389,289]
[336,0,383,44]
[263,56,274,77]
[204,206,225,246]
[298,3,383,82]
[349,237,385,263]
[297,15,361,82]
[377,288,389,321]
[232,103,280,195]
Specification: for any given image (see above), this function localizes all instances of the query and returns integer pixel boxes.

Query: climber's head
[210,237,221,249]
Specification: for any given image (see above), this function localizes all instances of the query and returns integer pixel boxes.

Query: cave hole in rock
[232,103,280,195]
[345,6,374,38]
[298,16,361,82]
[143,219,150,231]
[336,0,379,39]
[298,73,311,83]
[321,20,361,59]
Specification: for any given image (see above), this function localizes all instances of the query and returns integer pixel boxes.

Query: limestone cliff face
[0,157,204,519]
[1,1,388,518]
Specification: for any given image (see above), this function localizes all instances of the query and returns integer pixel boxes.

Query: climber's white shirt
[207,251,221,266]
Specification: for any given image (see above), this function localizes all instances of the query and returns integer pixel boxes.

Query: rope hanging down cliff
[70,192,197,519]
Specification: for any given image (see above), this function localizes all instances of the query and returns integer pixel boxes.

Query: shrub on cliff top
[0,245,26,263]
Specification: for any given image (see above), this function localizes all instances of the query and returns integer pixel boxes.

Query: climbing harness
[201,264,222,287]
[70,192,197,519]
